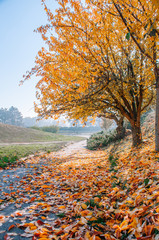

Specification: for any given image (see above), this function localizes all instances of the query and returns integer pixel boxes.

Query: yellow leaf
[27,223,35,227]
[94,197,100,203]
[156,208,159,213]
[90,217,97,221]
[42,185,50,189]
[81,210,92,217]
[129,217,138,229]
[97,211,104,217]
[85,231,91,239]
[30,226,37,230]
[58,206,66,209]
[120,220,129,231]
[78,217,87,225]
[39,238,51,240]
[81,203,87,210]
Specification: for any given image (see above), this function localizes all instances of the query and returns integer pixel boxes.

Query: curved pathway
[0,140,88,239]
[53,140,87,156]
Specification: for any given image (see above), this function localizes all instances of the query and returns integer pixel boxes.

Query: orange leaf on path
[8,224,15,231]
[58,205,66,209]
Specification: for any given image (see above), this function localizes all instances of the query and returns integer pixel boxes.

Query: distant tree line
[30,125,59,133]
[59,126,102,134]
[0,107,23,126]
[0,107,102,133]
[30,123,102,134]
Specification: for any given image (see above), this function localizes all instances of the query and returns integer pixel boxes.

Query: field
[0,123,84,143]
[0,123,85,168]
[0,142,69,168]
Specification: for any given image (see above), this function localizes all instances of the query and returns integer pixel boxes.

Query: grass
[0,142,68,168]
[0,123,85,168]
[0,155,18,168]
[0,123,86,168]
[0,123,85,143]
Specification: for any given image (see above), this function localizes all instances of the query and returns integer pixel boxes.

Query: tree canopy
[24,0,157,146]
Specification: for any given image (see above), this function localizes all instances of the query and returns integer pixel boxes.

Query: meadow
[0,123,85,168]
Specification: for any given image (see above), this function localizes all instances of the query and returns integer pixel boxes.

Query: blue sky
[0,0,58,117]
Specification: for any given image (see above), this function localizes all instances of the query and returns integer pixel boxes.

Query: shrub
[30,126,42,131]
[41,125,59,133]
[87,130,118,150]
[30,125,59,133]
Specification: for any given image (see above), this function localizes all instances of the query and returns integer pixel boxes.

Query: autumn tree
[63,47,154,145]
[89,0,159,148]
[24,0,155,146]
[151,0,159,13]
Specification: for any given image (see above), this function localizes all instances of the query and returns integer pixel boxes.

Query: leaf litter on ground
[0,138,159,240]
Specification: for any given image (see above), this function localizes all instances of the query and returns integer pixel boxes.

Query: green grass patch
[108,155,118,172]
[0,155,17,168]
[0,142,67,168]
[57,213,66,218]
[85,198,102,209]
[0,123,85,168]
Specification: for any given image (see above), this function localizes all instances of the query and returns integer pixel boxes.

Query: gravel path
[53,140,87,156]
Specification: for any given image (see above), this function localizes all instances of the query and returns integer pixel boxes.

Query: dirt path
[53,140,87,156]
[0,141,70,146]
[0,135,89,146]
[1,140,158,239]
[0,140,88,239]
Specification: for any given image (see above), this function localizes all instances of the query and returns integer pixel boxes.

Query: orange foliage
[22,0,158,147]
[0,135,159,239]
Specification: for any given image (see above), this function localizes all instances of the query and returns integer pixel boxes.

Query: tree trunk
[155,66,159,151]
[131,124,142,147]
[97,113,126,139]
[116,117,126,139]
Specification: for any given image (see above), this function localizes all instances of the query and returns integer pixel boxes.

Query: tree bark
[131,124,142,147]
[116,117,126,139]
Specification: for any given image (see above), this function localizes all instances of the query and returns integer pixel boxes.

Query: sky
[0,0,58,117]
